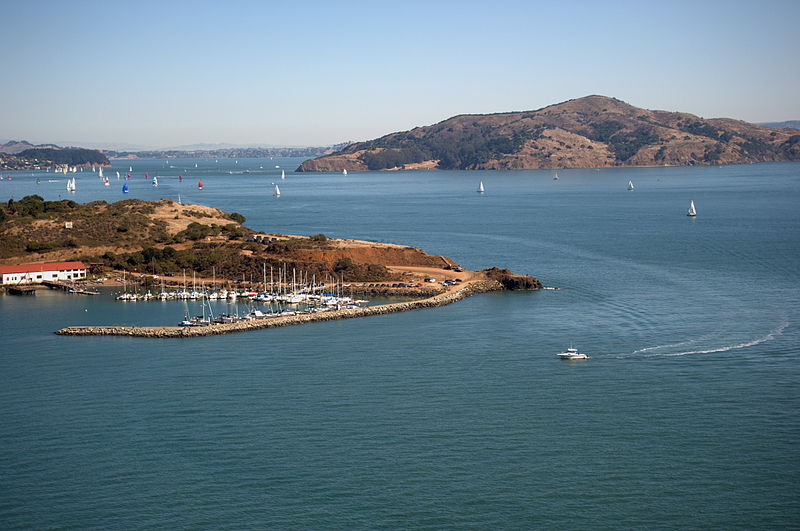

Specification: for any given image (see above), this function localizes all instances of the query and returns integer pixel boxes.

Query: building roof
[0,261,86,275]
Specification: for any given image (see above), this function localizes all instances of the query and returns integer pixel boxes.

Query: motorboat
[557,347,589,360]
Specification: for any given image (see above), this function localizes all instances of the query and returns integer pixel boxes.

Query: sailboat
[104,176,110,187]
[116,171,120,180]
[272,183,281,197]
[281,169,285,180]
[178,194,182,205]
[198,180,204,190]
[477,181,485,194]
[553,171,559,180]
[122,183,129,194]
[152,175,159,187]
[129,166,133,172]
[627,180,634,191]
[687,200,697,217]
[66,177,76,192]
[98,167,104,179]
[342,169,348,176]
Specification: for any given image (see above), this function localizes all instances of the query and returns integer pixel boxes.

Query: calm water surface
[1,159,799,529]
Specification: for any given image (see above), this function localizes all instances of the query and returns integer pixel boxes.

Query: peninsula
[297,95,800,172]
[0,196,540,336]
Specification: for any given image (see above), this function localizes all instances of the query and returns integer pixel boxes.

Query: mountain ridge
[297,95,800,171]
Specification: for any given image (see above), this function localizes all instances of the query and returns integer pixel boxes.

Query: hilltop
[297,95,800,171]
[0,196,532,289]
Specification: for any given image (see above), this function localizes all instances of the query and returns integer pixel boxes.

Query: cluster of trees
[2,195,79,220]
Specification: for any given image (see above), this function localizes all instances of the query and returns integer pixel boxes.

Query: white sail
[477,181,485,193]
[273,183,281,197]
[98,167,103,178]
[687,200,697,217]
[342,169,348,175]
[116,171,120,180]
[553,171,559,180]
[104,177,110,187]
[152,175,158,187]
[627,180,634,191]
[129,166,133,172]
[281,170,285,180]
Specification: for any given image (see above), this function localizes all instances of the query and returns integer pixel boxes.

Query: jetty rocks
[56,274,540,339]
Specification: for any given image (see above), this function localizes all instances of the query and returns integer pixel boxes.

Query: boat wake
[623,318,789,359]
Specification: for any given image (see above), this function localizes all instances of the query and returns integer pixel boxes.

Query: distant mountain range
[297,95,800,171]
[758,120,800,130]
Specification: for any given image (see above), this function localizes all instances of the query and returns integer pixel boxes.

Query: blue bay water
[1,159,799,529]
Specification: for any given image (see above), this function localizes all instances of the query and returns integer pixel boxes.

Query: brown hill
[298,95,800,171]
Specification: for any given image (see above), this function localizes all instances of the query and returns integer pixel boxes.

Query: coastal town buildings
[0,261,86,285]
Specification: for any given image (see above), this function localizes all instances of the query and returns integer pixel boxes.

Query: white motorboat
[557,347,589,360]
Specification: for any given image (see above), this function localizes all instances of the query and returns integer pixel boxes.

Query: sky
[1,0,798,149]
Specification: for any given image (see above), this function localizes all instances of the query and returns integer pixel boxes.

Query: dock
[42,281,99,295]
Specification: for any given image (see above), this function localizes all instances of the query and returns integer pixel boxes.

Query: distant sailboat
[178,194,182,205]
[98,167,104,179]
[195,163,198,168]
[65,177,76,192]
[104,177,110,187]
[152,175,159,187]
[687,200,697,217]
[281,169,285,180]
[122,183,129,194]
[553,171,559,180]
[198,180,204,190]
[342,169,348,175]
[477,181,485,194]
[272,183,281,197]
[129,166,133,172]
[116,171,120,180]
[178,175,183,182]
[627,180,634,191]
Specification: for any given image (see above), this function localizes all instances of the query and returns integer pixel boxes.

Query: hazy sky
[2,0,798,148]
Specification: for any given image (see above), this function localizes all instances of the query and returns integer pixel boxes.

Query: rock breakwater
[56,279,515,338]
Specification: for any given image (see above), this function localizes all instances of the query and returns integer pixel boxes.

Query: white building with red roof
[0,261,87,285]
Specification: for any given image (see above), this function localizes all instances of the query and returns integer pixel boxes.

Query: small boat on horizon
[477,181,485,194]
[198,180,204,190]
[122,183,129,194]
[627,180,634,191]
[281,169,285,180]
[342,169,348,176]
[272,183,281,197]
[687,200,697,217]
[553,171,559,180]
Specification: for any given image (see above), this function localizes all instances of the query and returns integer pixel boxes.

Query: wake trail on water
[618,318,789,359]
